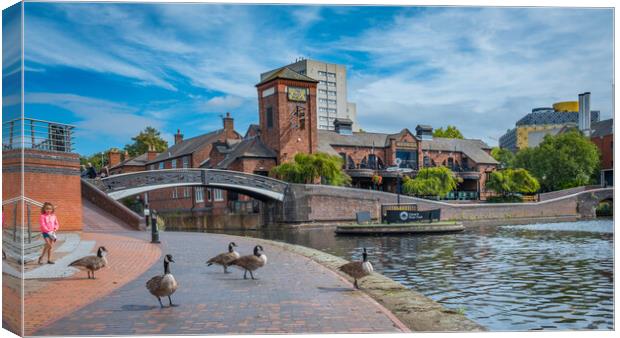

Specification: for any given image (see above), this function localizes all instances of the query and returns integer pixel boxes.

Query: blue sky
[2,2,614,155]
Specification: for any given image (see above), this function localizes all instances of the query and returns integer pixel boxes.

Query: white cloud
[340,7,613,143]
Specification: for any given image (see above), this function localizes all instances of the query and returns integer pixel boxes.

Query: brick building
[590,118,613,187]
[107,148,160,175]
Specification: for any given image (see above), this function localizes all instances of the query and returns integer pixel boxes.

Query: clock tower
[256,67,319,163]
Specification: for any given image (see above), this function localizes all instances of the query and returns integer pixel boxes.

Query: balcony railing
[2,118,76,153]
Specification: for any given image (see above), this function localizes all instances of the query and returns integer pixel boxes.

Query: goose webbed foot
[168,296,178,307]
[157,297,164,308]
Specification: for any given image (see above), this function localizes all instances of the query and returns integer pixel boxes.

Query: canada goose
[69,246,108,279]
[146,254,179,308]
[339,247,373,289]
[229,245,267,280]
[206,242,240,273]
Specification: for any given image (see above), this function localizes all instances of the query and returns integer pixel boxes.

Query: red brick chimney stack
[146,145,159,161]
[108,148,121,167]
[223,112,235,139]
[174,129,184,145]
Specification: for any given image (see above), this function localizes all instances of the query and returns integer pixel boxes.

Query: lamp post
[150,208,160,244]
[386,158,413,205]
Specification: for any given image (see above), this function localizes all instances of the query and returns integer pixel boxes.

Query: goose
[69,246,108,279]
[206,242,240,273]
[146,254,179,308]
[229,245,267,280]
[338,247,373,289]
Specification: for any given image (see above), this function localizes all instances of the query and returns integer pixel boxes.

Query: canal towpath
[13,230,416,335]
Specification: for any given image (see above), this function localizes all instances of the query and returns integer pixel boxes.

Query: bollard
[151,213,160,244]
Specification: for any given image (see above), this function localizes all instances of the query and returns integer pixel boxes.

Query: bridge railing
[2,118,76,153]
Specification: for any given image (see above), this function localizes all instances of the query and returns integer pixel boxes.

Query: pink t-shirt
[39,214,59,233]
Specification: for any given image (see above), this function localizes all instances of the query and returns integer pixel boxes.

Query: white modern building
[261,58,359,131]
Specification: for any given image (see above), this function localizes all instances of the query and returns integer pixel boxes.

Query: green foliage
[596,201,613,217]
[270,152,351,186]
[487,168,540,196]
[486,195,523,203]
[513,130,600,192]
[80,150,112,171]
[491,147,515,169]
[402,166,457,197]
[124,126,168,157]
[432,125,464,139]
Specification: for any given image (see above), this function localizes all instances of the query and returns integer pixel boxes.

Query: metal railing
[2,118,76,153]
[2,196,43,243]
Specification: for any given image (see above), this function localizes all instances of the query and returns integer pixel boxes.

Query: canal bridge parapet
[275,184,613,224]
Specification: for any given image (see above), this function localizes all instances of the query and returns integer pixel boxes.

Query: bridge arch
[96,169,289,202]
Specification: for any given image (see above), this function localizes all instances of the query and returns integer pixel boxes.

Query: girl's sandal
[47,260,55,264]
[38,258,43,265]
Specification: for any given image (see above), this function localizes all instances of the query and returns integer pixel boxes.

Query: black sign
[383,209,441,224]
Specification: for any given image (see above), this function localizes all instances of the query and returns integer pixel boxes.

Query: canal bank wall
[239,235,485,332]
[276,185,612,225]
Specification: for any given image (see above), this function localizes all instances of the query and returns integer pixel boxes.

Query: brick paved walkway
[22,232,161,335]
[35,232,407,335]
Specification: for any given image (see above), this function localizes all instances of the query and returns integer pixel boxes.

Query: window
[158,162,164,170]
[266,107,273,128]
[423,155,431,167]
[172,188,178,199]
[213,189,224,201]
[319,89,327,95]
[319,107,327,113]
[327,81,336,87]
[318,71,327,76]
[195,187,204,202]
[207,189,212,201]
[262,87,275,97]
[183,156,190,168]
[319,98,327,104]
[327,108,337,113]
[171,159,177,169]
[328,99,337,105]
[327,72,336,78]
[149,164,155,171]
[319,80,327,85]
[328,90,337,96]
[184,187,190,198]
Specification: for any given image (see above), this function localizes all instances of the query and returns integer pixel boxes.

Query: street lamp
[386,158,413,205]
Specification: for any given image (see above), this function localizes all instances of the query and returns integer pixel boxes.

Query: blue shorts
[42,232,51,239]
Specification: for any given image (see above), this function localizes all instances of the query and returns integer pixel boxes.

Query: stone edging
[241,236,486,332]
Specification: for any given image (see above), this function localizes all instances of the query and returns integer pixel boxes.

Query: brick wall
[591,133,613,170]
[3,149,83,231]
[81,179,141,229]
[279,184,608,224]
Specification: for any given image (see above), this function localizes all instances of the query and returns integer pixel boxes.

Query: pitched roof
[256,67,319,86]
[146,129,229,164]
[110,152,151,169]
[245,124,261,138]
[318,129,413,148]
[318,130,498,165]
[421,138,498,164]
[591,118,613,138]
[216,137,277,169]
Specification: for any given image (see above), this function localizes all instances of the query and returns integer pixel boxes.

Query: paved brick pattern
[35,232,405,335]
[23,232,161,335]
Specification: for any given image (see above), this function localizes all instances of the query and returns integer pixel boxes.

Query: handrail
[2,195,44,207]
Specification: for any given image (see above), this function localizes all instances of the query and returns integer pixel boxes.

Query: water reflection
[200,220,614,331]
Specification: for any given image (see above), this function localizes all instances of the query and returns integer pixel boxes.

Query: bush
[402,166,457,198]
[596,201,613,217]
[486,195,524,203]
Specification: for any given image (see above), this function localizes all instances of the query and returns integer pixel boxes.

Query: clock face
[287,87,307,102]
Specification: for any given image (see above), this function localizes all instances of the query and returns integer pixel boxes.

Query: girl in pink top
[38,202,59,264]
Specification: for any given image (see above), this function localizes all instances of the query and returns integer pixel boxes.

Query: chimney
[108,148,121,167]
[223,112,235,139]
[146,144,159,161]
[174,129,184,145]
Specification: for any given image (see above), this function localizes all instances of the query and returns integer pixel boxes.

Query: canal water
[203,219,614,331]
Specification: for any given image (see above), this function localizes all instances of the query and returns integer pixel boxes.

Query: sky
[2,2,614,155]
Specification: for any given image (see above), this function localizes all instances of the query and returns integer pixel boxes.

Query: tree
[433,125,464,139]
[270,152,351,186]
[513,130,600,192]
[402,166,457,197]
[124,126,168,157]
[80,149,113,171]
[487,168,540,196]
[491,147,515,169]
